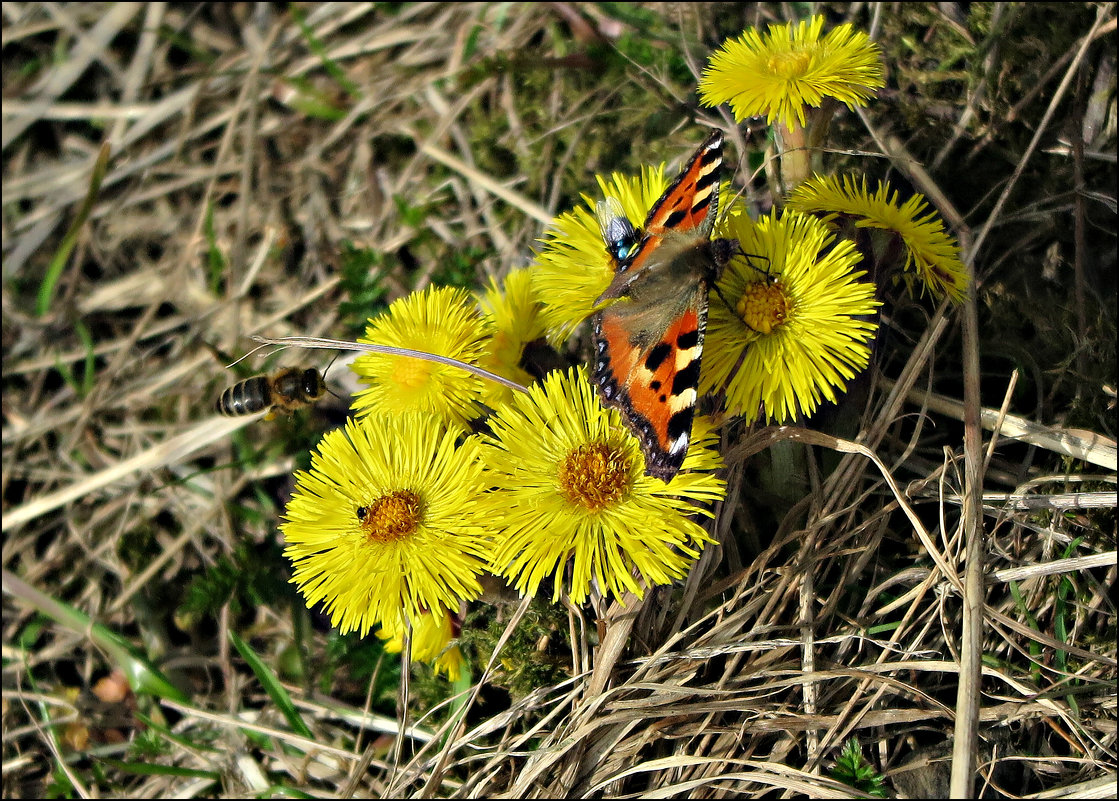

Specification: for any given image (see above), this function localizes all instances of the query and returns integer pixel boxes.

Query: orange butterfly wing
[643,130,723,238]
[594,289,707,480]
[592,130,728,481]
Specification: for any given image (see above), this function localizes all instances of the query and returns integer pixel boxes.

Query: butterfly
[591,129,738,482]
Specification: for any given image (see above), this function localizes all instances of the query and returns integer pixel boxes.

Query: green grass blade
[74,317,96,396]
[2,569,189,703]
[289,5,361,100]
[100,758,220,780]
[37,142,111,316]
[228,629,313,739]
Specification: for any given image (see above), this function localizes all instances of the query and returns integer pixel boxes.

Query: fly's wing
[596,197,642,265]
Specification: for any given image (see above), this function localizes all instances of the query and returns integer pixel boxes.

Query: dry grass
[3,3,1116,798]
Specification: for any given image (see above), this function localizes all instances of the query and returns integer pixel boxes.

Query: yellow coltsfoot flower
[282,413,491,636]
[788,174,969,303]
[475,267,547,408]
[378,607,466,682]
[699,15,884,129]
[479,368,725,605]
[351,285,492,431]
[702,211,881,424]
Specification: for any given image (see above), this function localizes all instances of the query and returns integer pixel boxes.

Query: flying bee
[216,366,328,418]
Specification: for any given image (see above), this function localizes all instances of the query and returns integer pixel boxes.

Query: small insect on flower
[216,366,329,418]
[529,165,671,345]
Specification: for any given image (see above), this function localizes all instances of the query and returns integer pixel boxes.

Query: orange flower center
[558,442,630,511]
[393,356,432,390]
[357,490,423,543]
[736,281,789,335]
[767,49,812,79]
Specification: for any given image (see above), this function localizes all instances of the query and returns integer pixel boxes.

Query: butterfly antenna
[709,147,770,282]
[740,247,773,280]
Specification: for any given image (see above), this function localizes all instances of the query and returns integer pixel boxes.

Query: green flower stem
[775,121,812,195]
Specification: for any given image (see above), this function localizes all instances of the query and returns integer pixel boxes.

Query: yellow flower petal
[788,174,969,302]
[351,285,492,431]
[475,268,547,407]
[378,607,466,681]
